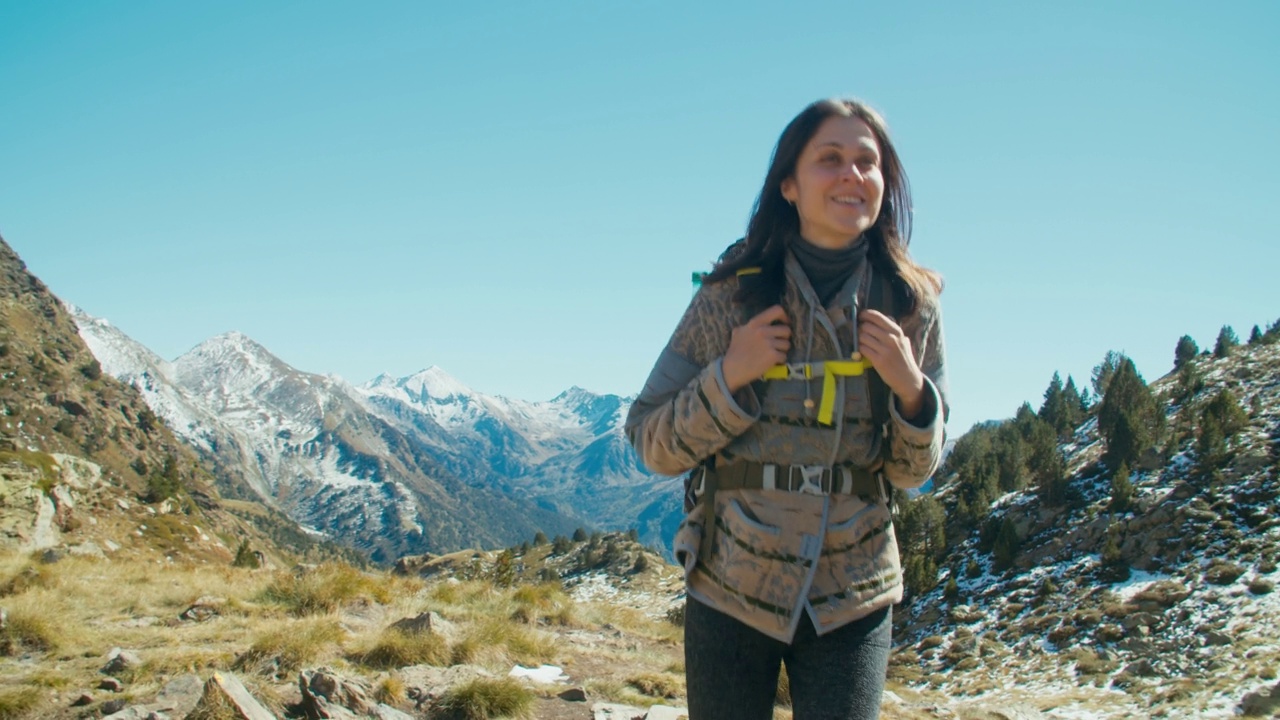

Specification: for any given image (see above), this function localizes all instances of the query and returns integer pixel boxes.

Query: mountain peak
[403,366,471,400]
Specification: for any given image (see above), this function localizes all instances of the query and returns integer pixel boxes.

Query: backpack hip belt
[695,460,888,564]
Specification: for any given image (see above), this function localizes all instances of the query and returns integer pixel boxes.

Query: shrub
[232,541,261,569]
[1204,561,1246,586]
[435,677,534,720]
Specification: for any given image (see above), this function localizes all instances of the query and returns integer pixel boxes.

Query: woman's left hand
[857,309,926,418]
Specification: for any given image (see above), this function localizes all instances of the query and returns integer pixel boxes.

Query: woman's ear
[780,178,797,205]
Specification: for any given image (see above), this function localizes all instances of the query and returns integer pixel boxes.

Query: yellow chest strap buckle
[760,357,875,426]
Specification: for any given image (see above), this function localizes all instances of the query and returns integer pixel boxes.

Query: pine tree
[1196,389,1249,477]
[1039,372,1074,439]
[533,531,548,546]
[1214,326,1239,358]
[899,495,947,560]
[146,454,182,503]
[1174,335,1199,370]
[1098,357,1163,470]
[572,527,588,543]
[1035,449,1071,507]
[491,549,517,587]
[1062,376,1085,429]
[1099,529,1130,582]
[992,517,1021,572]
[902,554,938,597]
[1110,461,1134,513]
[1248,325,1263,345]
[1174,358,1205,403]
[1091,350,1123,398]
[943,576,960,602]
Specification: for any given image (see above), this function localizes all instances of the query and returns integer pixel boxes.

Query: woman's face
[781,115,885,250]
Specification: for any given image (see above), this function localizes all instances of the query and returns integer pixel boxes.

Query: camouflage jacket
[625,250,949,642]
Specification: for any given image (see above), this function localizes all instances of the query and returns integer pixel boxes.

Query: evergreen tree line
[896,319,1271,599]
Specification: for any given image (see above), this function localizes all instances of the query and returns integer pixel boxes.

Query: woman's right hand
[722,305,791,392]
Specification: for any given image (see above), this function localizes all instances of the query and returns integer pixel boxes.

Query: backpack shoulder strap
[866,265,902,442]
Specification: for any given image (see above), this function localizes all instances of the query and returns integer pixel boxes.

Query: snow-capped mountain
[71,308,586,561]
[71,308,680,559]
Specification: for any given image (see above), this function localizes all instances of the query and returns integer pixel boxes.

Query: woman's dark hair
[705,98,941,317]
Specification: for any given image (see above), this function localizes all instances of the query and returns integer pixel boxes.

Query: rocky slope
[0,234,353,568]
[891,339,1280,718]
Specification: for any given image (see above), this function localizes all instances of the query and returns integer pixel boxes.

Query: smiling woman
[625,98,950,720]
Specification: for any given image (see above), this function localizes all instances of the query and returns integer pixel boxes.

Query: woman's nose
[839,163,864,181]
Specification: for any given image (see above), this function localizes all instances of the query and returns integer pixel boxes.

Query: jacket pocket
[824,500,892,559]
[705,497,807,616]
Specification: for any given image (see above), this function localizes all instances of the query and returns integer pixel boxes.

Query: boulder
[101,648,142,675]
[153,673,203,716]
[560,687,588,702]
[189,672,276,720]
[179,596,226,623]
[1240,681,1280,716]
[300,667,375,718]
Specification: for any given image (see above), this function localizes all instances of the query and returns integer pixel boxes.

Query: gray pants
[684,598,891,720]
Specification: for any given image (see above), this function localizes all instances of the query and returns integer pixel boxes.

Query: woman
[625,98,949,720]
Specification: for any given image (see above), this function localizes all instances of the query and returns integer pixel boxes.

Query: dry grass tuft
[451,617,557,668]
[0,604,62,655]
[257,563,389,616]
[234,618,345,675]
[436,677,535,720]
[627,671,684,699]
[0,562,58,597]
[356,628,450,669]
[0,686,43,719]
[510,583,574,626]
[584,678,653,707]
[374,675,407,705]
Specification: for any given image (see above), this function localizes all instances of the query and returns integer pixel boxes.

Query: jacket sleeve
[882,297,950,489]
[625,286,760,476]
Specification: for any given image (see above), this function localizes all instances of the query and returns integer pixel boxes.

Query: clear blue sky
[2,1,1277,435]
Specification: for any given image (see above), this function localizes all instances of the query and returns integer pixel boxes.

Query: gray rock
[399,664,494,702]
[644,706,690,720]
[154,673,203,715]
[1203,629,1234,646]
[190,672,276,720]
[560,687,588,702]
[102,708,155,720]
[101,648,141,675]
[592,703,647,719]
[300,667,374,718]
[99,676,124,691]
[69,541,104,558]
[1123,659,1158,677]
[1240,681,1280,716]
[101,699,128,715]
[372,704,416,720]
[179,596,225,622]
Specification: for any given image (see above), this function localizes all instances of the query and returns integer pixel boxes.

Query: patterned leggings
[684,598,891,720]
